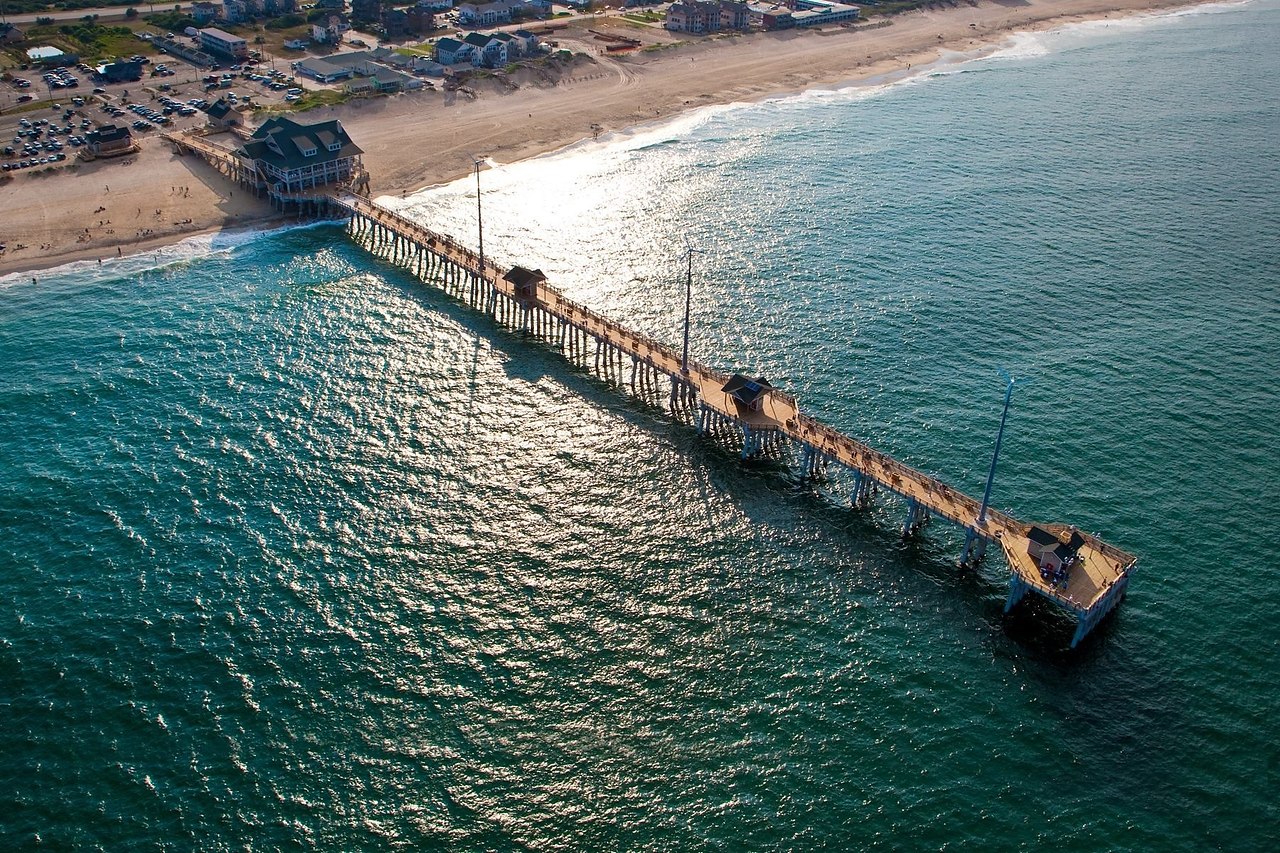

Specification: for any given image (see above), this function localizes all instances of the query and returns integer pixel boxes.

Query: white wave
[384,0,1256,215]
[0,218,339,290]
[985,0,1254,59]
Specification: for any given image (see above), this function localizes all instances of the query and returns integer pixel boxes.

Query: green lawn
[17,23,148,63]
[292,89,350,111]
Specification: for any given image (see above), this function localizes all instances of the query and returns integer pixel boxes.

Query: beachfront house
[510,29,541,54]
[433,37,475,65]
[462,32,503,67]
[450,30,538,68]
[456,0,520,26]
[666,1,751,34]
[239,116,363,194]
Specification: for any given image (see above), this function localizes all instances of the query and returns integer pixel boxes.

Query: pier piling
[328,191,1137,649]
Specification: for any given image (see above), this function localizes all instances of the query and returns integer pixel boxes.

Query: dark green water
[2,2,1278,848]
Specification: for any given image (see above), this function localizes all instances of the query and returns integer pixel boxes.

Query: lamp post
[473,156,485,279]
[976,369,1021,527]
[680,243,699,374]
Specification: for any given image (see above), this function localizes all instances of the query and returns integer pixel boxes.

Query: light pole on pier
[977,369,1023,527]
[474,156,486,280]
[681,243,700,374]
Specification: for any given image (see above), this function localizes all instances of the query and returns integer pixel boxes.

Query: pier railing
[329,190,1137,648]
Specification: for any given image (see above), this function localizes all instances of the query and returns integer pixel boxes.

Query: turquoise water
[3,2,1279,848]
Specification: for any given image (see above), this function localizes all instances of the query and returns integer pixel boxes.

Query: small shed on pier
[1026,525,1086,572]
[504,266,546,299]
[722,374,772,412]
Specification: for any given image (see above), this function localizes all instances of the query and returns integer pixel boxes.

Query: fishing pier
[330,192,1136,648]
[162,121,1133,645]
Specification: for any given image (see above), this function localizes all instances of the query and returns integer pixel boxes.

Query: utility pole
[977,370,1022,526]
[681,244,699,374]
[474,156,485,279]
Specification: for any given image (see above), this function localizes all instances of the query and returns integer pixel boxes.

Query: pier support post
[852,471,875,508]
[1004,573,1029,613]
[959,529,988,567]
[800,444,815,479]
[902,498,930,538]
[696,403,710,435]
[1069,574,1129,648]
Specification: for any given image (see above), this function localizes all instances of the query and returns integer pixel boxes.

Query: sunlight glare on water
[2,2,1279,849]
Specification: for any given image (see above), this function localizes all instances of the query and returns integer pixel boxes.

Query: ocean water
[3,1,1278,848]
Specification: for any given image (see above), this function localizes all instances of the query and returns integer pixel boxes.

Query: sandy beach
[0,0,1201,277]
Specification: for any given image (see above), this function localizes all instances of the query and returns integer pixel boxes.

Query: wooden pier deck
[162,129,256,184]
[330,191,1136,647]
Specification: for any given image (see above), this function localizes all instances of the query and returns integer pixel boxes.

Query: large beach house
[238,116,363,194]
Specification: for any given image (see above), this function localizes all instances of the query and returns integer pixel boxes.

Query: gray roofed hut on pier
[504,266,546,298]
[722,374,773,411]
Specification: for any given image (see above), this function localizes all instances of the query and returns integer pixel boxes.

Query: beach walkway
[329,191,1136,648]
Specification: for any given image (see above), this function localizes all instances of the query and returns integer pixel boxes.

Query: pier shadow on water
[361,246,1096,663]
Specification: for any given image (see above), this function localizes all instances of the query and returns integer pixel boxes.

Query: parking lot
[2,54,308,176]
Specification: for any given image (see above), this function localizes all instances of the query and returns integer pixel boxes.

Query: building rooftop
[241,116,362,172]
[200,27,245,42]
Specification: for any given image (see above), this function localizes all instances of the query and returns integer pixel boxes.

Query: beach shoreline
[0,0,1210,278]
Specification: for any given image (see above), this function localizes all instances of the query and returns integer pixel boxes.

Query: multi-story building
[199,27,249,60]
[456,0,520,27]
[666,1,751,34]
[239,116,364,194]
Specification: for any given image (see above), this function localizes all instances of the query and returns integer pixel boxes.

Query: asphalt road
[3,3,194,26]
